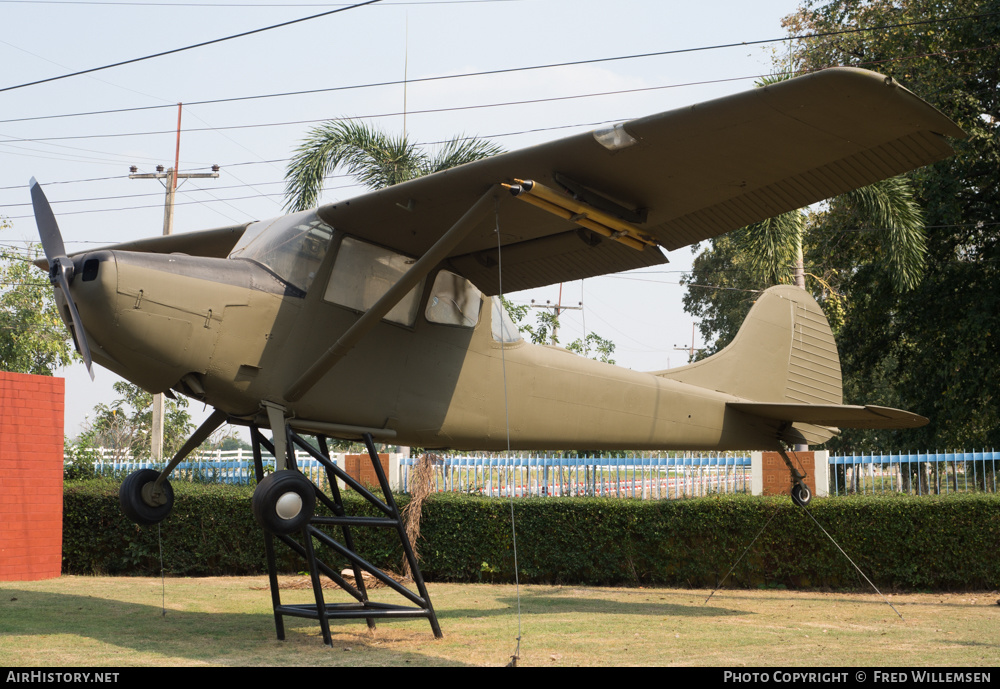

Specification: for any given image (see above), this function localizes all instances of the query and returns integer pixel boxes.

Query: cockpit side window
[324,236,424,326]
[228,210,334,293]
[425,270,482,328]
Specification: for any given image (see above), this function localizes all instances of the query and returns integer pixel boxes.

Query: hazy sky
[0,0,807,438]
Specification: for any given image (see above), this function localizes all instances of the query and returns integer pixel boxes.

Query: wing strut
[284,184,501,403]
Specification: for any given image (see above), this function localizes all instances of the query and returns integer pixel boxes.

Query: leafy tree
[683,65,928,361]
[684,175,926,358]
[499,295,616,363]
[78,381,194,461]
[0,224,77,375]
[284,120,505,211]
[566,333,616,365]
[198,426,253,454]
[774,0,1000,451]
[285,122,621,364]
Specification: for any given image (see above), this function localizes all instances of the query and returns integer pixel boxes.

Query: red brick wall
[344,453,389,492]
[0,371,65,581]
[761,451,816,497]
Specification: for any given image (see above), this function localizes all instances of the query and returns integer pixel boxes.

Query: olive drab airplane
[32,67,964,641]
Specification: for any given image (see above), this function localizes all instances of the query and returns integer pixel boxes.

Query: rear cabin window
[491,296,523,343]
[324,236,423,326]
[425,271,482,328]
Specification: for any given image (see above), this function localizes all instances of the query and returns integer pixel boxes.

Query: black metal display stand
[249,425,441,646]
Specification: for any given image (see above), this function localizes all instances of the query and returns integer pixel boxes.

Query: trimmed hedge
[62,479,1000,590]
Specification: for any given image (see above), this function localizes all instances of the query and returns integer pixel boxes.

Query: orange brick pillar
[751,450,829,497]
[0,371,65,581]
[344,453,390,491]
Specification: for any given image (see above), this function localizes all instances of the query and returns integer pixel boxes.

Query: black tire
[120,469,174,526]
[252,470,316,535]
[791,482,812,507]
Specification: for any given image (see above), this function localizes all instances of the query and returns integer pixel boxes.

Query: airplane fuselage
[63,240,778,453]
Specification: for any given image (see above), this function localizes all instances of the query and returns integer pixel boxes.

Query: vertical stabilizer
[655,285,842,406]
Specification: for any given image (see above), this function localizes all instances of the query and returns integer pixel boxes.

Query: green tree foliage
[283,120,505,211]
[684,1,999,451]
[285,122,621,364]
[0,224,77,375]
[566,333,617,365]
[778,0,1000,451]
[78,381,194,460]
[197,426,253,453]
[683,178,920,360]
[499,295,617,363]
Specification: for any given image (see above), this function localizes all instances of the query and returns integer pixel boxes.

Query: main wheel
[120,469,174,525]
[790,482,812,507]
[252,471,316,535]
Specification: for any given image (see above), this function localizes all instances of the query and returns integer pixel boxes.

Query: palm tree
[737,72,927,294]
[283,120,504,211]
[737,175,926,293]
[722,75,928,455]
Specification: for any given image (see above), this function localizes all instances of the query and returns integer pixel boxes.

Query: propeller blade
[29,177,66,265]
[52,264,95,381]
[29,177,95,380]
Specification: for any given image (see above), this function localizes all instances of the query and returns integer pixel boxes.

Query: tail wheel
[791,482,812,507]
[120,469,174,525]
[253,471,316,535]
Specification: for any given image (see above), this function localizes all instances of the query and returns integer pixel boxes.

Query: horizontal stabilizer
[728,402,928,429]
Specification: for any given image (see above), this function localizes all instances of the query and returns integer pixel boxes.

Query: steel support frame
[248,423,441,646]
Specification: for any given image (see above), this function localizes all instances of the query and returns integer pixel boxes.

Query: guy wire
[158,522,166,617]
[494,194,522,666]
[703,499,783,606]
[796,502,903,620]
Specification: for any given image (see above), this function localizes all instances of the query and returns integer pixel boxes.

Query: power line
[2,10,994,123]
[2,40,992,149]
[0,174,128,191]
[0,77,759,142]
[0,0,384,94]
[0,114,619,199]
[0,41,991,209]
[0,0,516,5]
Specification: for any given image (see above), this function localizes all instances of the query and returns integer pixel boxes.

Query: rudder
[655,285,842,406]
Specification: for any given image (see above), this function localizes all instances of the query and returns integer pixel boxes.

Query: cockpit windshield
[228,210,334,293]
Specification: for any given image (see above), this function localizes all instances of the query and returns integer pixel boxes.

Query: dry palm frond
[401,453,436,579]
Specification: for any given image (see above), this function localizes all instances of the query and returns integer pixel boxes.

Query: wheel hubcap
[275,492,303,520]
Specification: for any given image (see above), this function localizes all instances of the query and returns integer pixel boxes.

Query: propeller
[29,177,94,380]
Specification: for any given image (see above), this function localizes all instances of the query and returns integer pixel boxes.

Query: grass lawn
[1,576,998,667]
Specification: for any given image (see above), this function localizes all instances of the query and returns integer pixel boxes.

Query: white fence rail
[399,453,752,499]
[69,448,999,498]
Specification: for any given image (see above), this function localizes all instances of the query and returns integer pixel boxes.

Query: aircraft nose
[57,251,118,360]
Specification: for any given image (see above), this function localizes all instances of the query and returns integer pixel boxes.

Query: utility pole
[673,323,705,364]
[128,103,220,464]
[528,283,582,346]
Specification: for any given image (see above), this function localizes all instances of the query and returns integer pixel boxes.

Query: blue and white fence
[829,450,999,496]
[71,448,999,499]
[399,453,752,499]
[78,448,339,489]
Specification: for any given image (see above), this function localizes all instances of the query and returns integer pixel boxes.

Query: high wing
[316,67,965,295]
